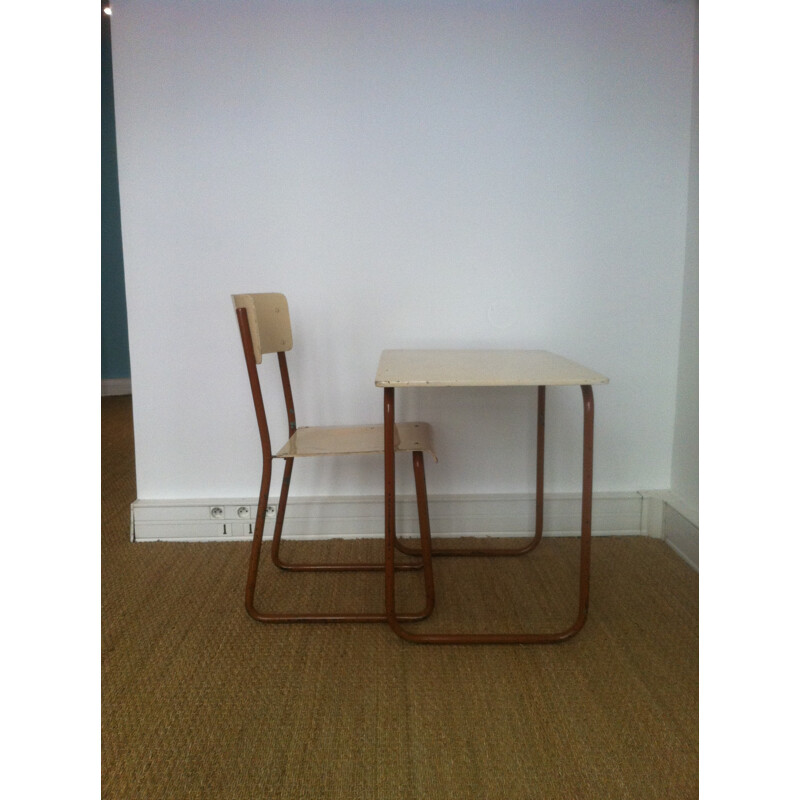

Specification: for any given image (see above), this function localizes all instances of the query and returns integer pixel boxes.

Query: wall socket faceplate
[207,503,256,521]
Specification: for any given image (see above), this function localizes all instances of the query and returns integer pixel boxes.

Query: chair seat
[275,422,436,461]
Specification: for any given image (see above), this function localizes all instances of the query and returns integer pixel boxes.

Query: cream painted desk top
[375,349,609,388]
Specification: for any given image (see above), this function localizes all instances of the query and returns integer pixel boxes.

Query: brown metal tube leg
[575,384,595,630]
[270,456,423,574]
[247,453,432,622]
[246,448,392,622]
[386,383,595,644]
[394,385,546,558]
[384,388,432,628]
[244,447,273,618]
[246,458,434,623]
[534,384,545,548]
[413,450,436,617]
[270,457,294,568]
[246,450,434,623]
[384,387,397,624]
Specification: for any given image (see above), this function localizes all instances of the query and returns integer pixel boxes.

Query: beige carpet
[102,395,698,799]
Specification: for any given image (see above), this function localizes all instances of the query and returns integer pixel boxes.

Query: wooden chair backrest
[232,293,293,364]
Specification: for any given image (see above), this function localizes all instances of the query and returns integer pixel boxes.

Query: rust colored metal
[236,307,435,623]
[269,350,423,573]
[384,382,596,644]
[394,385,547,558]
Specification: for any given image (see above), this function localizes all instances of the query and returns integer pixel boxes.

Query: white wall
[670,11,699,518]
[112,0,697,502]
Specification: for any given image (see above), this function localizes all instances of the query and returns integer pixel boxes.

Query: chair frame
[235,302,435,623]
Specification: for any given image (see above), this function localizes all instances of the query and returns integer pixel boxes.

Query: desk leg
[384,387,398,625]
[576,383,594,628]
[384,388,437,629]
[393,385,546,558]
[386,384,595,644]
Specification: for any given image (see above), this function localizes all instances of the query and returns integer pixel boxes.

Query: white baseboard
[639,490,698,571]
[130,492,645,543]
[102,378,132,396]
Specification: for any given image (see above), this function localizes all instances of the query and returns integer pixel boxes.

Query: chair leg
[246,454,435,624]
[412,450,436,618]
[394,385,547,558]
[270,457,426,573]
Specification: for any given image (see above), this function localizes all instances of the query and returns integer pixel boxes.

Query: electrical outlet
[210,506,224,519]
[266,505,277,517]
[237,506,250,519]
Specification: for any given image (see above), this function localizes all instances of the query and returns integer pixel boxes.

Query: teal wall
[101,5,130,380]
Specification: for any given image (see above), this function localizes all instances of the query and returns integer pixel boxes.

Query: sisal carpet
[102,395,698,799]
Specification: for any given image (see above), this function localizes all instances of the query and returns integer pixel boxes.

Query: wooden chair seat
[276,422,437,460]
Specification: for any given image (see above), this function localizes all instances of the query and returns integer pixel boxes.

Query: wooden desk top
[375,349,609,388]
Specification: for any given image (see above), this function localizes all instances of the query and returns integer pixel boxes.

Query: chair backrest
[232,293,293,364]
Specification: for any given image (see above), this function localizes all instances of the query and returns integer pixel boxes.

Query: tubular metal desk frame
[377,350,609,645]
